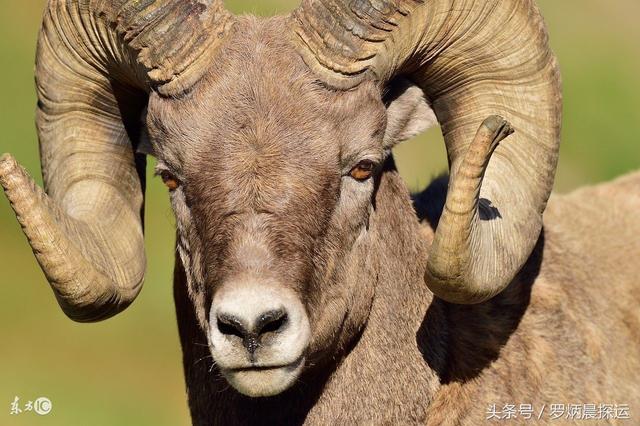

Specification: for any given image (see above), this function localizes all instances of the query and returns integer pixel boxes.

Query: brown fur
[141,17,639,425]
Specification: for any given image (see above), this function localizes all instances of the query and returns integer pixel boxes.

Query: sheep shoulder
[424,171,640,425]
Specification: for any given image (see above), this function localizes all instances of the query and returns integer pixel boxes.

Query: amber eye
[160,170,179,191]
[349,160,376,181]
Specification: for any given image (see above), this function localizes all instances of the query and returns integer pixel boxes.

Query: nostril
[256,309,288,336]
[216,313,247,339]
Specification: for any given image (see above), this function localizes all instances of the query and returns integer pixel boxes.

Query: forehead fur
[146,15,387,171]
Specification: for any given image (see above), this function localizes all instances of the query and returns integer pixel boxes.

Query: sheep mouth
[220,356,306,397]
[227,356,304,373]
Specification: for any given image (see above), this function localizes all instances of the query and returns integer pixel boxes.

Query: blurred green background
[1,1,638,425]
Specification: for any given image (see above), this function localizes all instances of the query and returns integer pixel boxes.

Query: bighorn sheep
[1,0,638,424]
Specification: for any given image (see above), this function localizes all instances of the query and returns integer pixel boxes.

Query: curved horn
[0,0,232,322]
[293,0,561,303]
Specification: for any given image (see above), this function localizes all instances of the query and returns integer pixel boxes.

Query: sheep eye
[160,170,180,191]
[349,160,376,181]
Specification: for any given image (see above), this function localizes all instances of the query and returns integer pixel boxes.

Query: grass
[0,1,638,424]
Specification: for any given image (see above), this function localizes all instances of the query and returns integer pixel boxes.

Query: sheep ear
[135,107,155,157]
[383,79,437,149]
[136,128,155,157]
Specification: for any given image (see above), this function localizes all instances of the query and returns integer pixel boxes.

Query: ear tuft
[383,79,438,148]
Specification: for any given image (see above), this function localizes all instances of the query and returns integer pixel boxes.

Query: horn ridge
[0,0,233,321]
[292,0,562,303]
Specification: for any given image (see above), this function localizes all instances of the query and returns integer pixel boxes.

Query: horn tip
[482,115,515,145]
[482,115,506,131]
[0,152,17,171]
[0,153,20,190]
[0,153,35,194]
